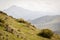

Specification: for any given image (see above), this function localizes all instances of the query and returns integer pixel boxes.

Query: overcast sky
[0,0,60,20]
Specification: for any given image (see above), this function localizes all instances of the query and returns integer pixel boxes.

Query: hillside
[31,15,60,34]
[0,11,60,40]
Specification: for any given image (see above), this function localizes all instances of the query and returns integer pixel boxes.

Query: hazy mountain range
[31,15,60,34]
[3,5,45,20]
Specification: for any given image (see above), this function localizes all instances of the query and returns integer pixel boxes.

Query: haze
[0,0,60,20]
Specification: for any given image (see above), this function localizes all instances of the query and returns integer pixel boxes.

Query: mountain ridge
[31,15,60,34]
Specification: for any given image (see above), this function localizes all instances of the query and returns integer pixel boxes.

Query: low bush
[0,11,7,15]
[17,18,31,25]
[37,29,54,39]
[0,19,4,23]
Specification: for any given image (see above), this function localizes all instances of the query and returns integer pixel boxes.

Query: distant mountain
[31,15,60,34]
[3,5,44,20]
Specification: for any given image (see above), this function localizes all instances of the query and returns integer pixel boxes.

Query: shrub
[6,34,8,37]
[0,19,4,23]
[31,25,36,29]
[0,11,7,15]
[17,18,25,23]
[0,33,2,36]
[2,36,5,39]
[10,29,14,33]
[0,23,3,26]
[17,18,31,25]
[17,34,20,38]
[37,29,54,39]
[17,29,21,32]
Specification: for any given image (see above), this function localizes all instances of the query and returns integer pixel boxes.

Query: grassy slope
[0,11,60,40]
